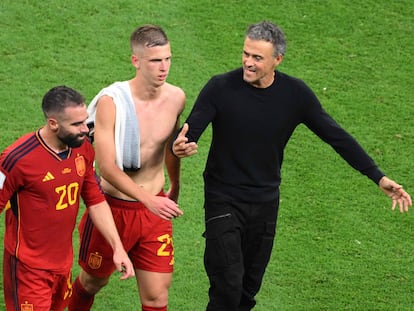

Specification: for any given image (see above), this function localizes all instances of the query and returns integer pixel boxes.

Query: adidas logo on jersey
[42,172,55,182]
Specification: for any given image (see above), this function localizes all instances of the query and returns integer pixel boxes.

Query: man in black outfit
[173,20,411,311]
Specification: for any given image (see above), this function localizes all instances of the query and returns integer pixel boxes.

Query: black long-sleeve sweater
[185,68,384,202]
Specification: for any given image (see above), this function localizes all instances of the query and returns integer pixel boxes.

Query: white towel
[87,81,140,171]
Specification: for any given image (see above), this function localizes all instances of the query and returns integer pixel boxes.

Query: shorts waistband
[104,191,165,210]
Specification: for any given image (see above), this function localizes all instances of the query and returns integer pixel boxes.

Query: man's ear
[131,54,140,70]
[48,117,59,131]
[274,54,283,67]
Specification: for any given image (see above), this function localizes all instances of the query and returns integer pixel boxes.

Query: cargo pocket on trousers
[203,213,241,274]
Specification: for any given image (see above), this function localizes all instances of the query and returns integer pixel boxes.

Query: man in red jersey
[0,85,134,311]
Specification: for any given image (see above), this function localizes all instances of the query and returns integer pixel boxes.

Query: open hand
[113,249,135,280]
[146,195,184,220]
[379,176,412,213]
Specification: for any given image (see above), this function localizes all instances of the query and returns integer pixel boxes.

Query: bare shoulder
[95,95,116,120]
[164,83,186,111]
[96,95,116,110]
[165,81,184,94]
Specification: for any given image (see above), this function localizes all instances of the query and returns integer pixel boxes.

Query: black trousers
[203,197,280,311]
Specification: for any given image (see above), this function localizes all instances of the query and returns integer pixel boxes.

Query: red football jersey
[0,130,105,273]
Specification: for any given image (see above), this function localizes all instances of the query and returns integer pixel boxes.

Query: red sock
[68,277,95,311]
[142,305,167,311]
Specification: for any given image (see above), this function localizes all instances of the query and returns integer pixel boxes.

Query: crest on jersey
[88,252,102,269]
[21,301,34,311]
[75,155,85,177]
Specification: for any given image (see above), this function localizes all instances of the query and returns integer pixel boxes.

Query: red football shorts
[3,250,72,311]
[78,192,174,277]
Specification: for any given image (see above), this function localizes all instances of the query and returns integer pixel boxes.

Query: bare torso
[101,79,184,200]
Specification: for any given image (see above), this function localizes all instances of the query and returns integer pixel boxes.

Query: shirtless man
[68,24,185,311]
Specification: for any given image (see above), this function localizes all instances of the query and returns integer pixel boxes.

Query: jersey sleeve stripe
[2,135,39,172]
[79,214,94,262]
